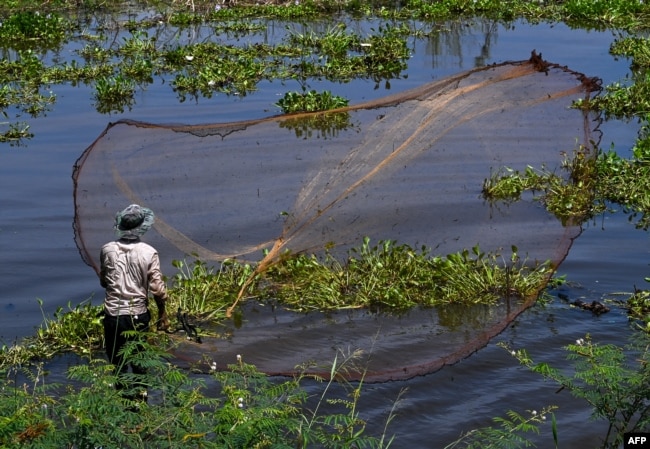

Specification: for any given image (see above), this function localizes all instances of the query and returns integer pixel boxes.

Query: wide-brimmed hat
[114,204,154,239]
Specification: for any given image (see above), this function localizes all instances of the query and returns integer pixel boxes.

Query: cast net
[73,53,601,381]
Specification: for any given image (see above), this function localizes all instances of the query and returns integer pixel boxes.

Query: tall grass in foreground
[0,334,401,448]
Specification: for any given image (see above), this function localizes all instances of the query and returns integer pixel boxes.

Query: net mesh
[73,52,601,381]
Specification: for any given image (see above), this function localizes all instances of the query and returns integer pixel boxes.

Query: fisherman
[99,204,170,403]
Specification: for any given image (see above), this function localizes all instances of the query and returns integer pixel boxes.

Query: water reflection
[425,20,500,68]
[278,111,356,139]
[170,296,531,382]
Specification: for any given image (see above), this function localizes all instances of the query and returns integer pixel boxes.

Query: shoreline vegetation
[2,0,650,447]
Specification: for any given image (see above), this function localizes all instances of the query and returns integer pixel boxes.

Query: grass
[0,333,401,448]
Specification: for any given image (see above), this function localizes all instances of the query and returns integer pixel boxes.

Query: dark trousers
[103,311,151,397]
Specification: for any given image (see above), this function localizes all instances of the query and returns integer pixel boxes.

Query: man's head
[114,204,154,239]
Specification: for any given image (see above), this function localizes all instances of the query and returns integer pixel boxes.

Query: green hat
[114,204,154,239]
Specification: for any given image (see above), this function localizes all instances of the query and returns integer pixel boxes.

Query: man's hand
[154,294,170,331]
[157,313,170,332]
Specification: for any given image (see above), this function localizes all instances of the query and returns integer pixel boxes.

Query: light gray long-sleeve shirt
[100,239,168,317]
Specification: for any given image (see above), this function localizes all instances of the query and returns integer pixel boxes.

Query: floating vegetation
[3,0,650,143]
[275,89,349,114]
[482,145,602,226]
[261,239,553,313]
[624,280,650,333]
[165,238,553,319]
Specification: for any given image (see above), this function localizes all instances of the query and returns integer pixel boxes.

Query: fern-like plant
[501,334,650,448]
[444,406,558,449]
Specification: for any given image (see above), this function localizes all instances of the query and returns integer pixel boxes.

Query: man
[100,204,170,401]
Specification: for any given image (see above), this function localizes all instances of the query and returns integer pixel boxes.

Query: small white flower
[236,354,242,362]
[185,55,194,61]
[238,402,244,408]
[531,410,537,416]
[215,4,222,11]
[238,397,244,403]
[208,80,216,87]
[360,43,372,48]
[511,350,516,356]
[210,362,217,371]
[576,338,585,346]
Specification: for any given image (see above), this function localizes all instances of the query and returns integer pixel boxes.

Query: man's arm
[148,251,170,331]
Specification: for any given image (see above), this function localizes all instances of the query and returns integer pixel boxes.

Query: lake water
[0,16,647,447]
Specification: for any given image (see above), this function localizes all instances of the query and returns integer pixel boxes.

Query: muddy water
[0,18,646,447]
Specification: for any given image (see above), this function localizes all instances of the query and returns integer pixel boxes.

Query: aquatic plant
[0,11,69,50]
[34,299,104,356]
[275,89,349,113]
[93,75,136,113]
[5,0,649,143]
[624,277,650,333]
[168,239,554,317]
[483,139,650,231]
[0,237,554,371]
[169,257,253,322]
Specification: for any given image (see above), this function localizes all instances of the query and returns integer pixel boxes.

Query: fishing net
[73,52,601,381]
